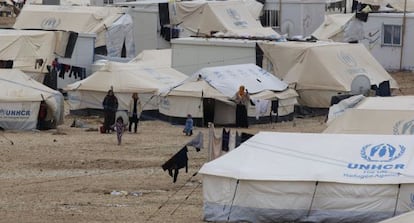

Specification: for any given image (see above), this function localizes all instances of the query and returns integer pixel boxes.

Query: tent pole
[226,179,240,222]
[393,184,402,217]
[307,181,319,217]
[399,0,407,71]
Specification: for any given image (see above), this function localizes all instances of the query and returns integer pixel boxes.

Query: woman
[102,89,118,133]
[128,92,142,133]
[233,85,250,128]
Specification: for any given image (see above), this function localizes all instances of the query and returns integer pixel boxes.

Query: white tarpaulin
[259,41,398,107]
[0,29,56,74]
[324,96,414,135]
[172,0,279,38]
[13,5,125,47]
[106,14,135,58]
[65,62,187,111]
[195,63,288,98]
[312,13,355,41]
[0,69,64,130]
[200,132,414,222]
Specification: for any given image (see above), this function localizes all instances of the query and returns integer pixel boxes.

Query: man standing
[102,89,118,133]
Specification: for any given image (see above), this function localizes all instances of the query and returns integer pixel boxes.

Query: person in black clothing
[128,92,142,133]
[233,85,251,128]
[102,89,118,133]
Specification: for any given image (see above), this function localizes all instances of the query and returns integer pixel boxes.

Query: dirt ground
[0,72,412,223]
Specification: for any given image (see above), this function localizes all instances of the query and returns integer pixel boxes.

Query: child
[112,117,127,145]
[183,114,193,136]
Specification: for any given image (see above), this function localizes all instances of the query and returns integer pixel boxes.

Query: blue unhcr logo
[361,144,405,162]
[393,119,414,135]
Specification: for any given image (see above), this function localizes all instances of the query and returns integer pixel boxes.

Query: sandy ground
[0,72,412,223]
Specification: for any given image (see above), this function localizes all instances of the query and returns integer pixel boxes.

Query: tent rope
[145,170,199,222]
[226,179,240,222]
[170,175,201,216]
[307,181,319,217]
[393,184,402,217]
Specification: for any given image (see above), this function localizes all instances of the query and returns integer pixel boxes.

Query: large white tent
[0,29,56,81]
[324,96,414,135]
[172,0,279,38]
[160,64,297,125]
[199,131,414,222]
[12,5,126,48]
[0,69,64,130]
[259,41,398,108]
[65,61,187,112]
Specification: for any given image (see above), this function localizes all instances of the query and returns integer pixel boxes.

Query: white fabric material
[200,132,414,184]
[324,96,414,135]
[0,29,56,74]
[379,211,414,223]
[65,62,187,111]
[327,94,365,124]
[0,69,64,130]
[253,99,269,120]
[200,131,414,222]
[195,63,288,98]
[358,0,414,12]
[312,13,354,41]
[106,14,136,58]
[259,41,398,107]
[13,5,125,47]
[172,0,279,38]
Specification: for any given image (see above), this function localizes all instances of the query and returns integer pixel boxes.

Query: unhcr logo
[361,143,405,162]
[226,8,247,28]
[347,144,406,171]
[41,18,61,29]
[393,119,414,135]
[338,51,357,67]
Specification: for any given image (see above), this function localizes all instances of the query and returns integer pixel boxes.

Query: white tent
[199,131,414,222]
[65,61,187,112]
[160,64,298,125]
[259,41,398,108]
[0,29,56,81]
[379,211,414,223]
[324,96,414,135]
[12,5,125,48]
[0,69,64,130]
[312,13,355,42]
[172,0,280,38]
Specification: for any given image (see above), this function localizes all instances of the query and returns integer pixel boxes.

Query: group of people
[101,85,250,145]
[102,89,142,145]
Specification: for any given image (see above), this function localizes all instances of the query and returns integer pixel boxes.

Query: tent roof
[65,62,187,93]
[259,41,398,91]
[199,131,414,184]
[0,69,61,102]
[0,29,56,73]
[324,96,414,135]
[312,13,354,40]
[356,96,414,111]
[173,0,279,38]
[129,49,171,67]
[194,63,288,97]
[13,5,125,47]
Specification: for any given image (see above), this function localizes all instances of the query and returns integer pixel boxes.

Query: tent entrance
[203,98,215,127]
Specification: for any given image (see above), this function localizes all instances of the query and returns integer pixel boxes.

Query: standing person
[112,116,127,145]
[183,114,193,136]
[102,89,118,133]
[37,100,48,130]
[233,85,250,128]
[128,92,142,133]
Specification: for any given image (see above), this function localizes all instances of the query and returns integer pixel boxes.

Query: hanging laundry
[228,131,236,151]
[235,131,241,147]
[161,146,188,183]
[253,99,270,120]
[222,128,230,152]
[186,132,203,152]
